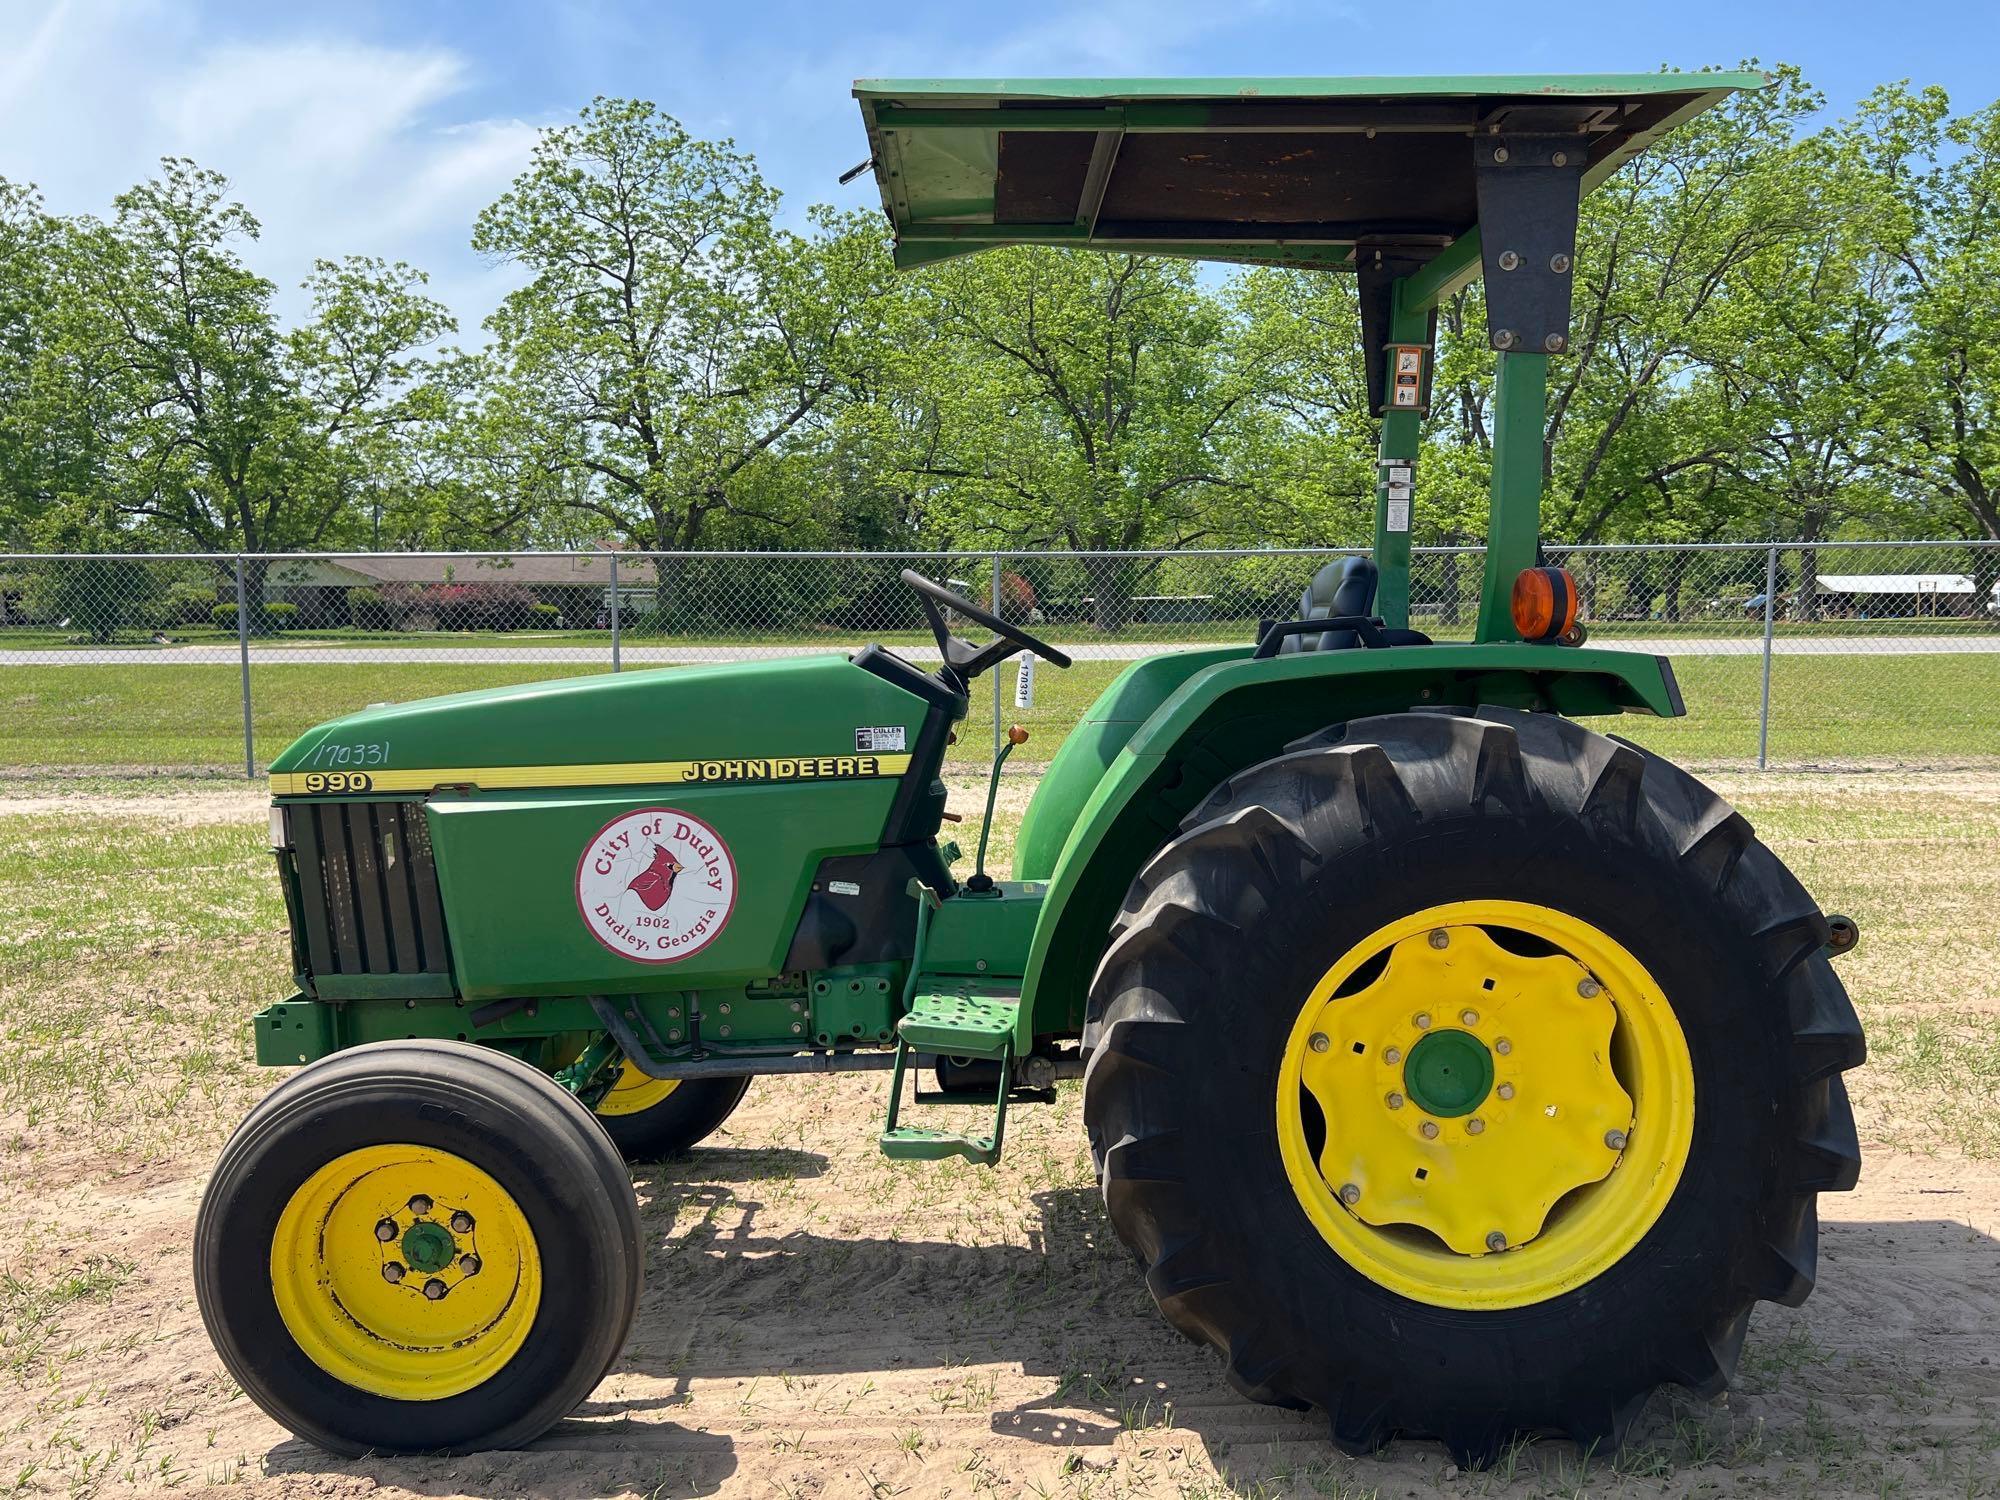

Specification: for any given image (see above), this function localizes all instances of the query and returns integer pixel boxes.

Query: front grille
[283,801,449,977]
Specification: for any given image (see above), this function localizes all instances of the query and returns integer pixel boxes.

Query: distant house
[267,553,660,629]
[1813,573,1999,618]
[267,553,658,592]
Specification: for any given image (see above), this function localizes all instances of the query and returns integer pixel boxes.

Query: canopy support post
[1475,351,1548,642]
[1362,268,1432,630]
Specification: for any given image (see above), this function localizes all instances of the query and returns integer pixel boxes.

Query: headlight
[270,806,289,850]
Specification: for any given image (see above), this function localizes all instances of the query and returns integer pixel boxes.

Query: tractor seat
[1278,556,1432,653]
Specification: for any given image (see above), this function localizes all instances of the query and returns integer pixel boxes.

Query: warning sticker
[1389,344,1427,409]
[855,725,907,753]
[1387,498,1411,533]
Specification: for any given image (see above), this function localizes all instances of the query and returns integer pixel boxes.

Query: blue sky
[3,0,1996,330]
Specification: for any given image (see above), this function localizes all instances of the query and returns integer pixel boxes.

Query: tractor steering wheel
[900,569,1072,682]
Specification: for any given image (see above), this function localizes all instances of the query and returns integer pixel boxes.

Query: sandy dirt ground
[1,773,1997,1498]
[6,1079,1998,1500]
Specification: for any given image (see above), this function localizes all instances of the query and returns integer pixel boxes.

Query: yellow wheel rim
[595,1059,682,1117]
[270,1145,542,1400]
[1276,900,1694,1310]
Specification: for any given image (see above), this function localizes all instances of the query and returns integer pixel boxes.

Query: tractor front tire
[593,1064,753,1160]
[195,1039,642,1455]
[1083,706,1863,1465]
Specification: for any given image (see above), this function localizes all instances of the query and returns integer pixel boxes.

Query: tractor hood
[267,653,933,797]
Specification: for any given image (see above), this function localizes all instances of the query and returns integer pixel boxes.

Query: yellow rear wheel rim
[270,1144,542,1400]
[595,1059,682,1117]
[1276,899,1694,1310]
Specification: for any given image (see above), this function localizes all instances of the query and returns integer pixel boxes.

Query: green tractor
[194,73,1864,1465]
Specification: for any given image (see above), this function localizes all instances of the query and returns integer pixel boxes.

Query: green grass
[0,813,283,1160]
[2,649,1994,775]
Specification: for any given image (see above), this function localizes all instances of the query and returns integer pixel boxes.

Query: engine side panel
[425,779,901,999]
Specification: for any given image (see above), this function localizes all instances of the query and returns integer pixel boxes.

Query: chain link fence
[2,541,1995,776]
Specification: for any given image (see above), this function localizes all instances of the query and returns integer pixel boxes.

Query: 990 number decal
[301,771,373,794]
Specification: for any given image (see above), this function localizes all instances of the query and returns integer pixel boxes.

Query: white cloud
[0,1,539,329]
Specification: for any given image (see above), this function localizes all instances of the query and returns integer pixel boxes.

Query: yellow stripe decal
[271,753,914,797]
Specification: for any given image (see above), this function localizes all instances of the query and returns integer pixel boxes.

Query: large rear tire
[1083,706,1863,1465]
[195,1039,642,1455]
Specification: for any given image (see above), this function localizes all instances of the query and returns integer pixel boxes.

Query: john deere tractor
[195,73,1864,1465]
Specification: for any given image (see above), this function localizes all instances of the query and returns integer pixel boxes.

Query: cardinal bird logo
[627,842,683,912]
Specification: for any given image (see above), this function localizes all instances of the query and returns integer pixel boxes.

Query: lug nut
[1309,1032,1330,1053]
[374,1217,398,1243]
[1460,1009,1479,1026]
[1386,1092,1405,1110]
[1578,978,1602,998]
[1487,1231,1507,1252]
[422,1278,448,1302]
[407,1194,433,1216]
[382,1261,406,1284]
[1497,1083,1515,1100]
[449,1210,475,1234]
[1339,1183,1362,1206]
[1605,1129,1629,1150]
[1428,930,1450,949]
[459,1254,482,1276]
[1495,1038,1513,1056]
[1383,1046,1401,1064]
[1414,1013,1432,1030]
[1420,1120,1440,1140]
[1466,1117,1486,1135]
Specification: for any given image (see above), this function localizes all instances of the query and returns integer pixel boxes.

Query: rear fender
[1014,644,1682,1051]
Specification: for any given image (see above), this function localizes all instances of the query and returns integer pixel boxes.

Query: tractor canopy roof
[852,73,1764,284]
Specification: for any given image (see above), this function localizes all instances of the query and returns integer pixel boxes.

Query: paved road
[6,633,2000,666]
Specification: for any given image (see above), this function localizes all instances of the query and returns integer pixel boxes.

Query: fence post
[990,553,1004,763]
[609,553,622,673]
[1757,543,1778,770]
[235,556,255,779]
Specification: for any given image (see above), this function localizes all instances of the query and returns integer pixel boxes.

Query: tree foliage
[3,76,1998,560]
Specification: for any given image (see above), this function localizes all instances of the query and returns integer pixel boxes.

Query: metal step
[894,989,1016,1057]
[879,990,1017,1165]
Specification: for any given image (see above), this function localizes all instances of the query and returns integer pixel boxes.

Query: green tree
[64,159,451,555]
[899,249,1271,624]
[474,98,895,552]
[1540,67,1825,544]
[1846,86,2000,545]
[1227,268,1386,545]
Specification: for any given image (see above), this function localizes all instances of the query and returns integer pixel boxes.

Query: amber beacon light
[1512,566,1579,643]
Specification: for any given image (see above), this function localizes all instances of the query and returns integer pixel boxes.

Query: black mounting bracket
[1473,135,1586,355]
[1357,247,1436,415]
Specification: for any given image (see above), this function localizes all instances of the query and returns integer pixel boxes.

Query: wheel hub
[399,1219,457,1275]
[1294,920,1636,1258]
[1402,1028,1493,1117]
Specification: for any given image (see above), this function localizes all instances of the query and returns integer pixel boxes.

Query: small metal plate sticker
[855,725,907,752]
